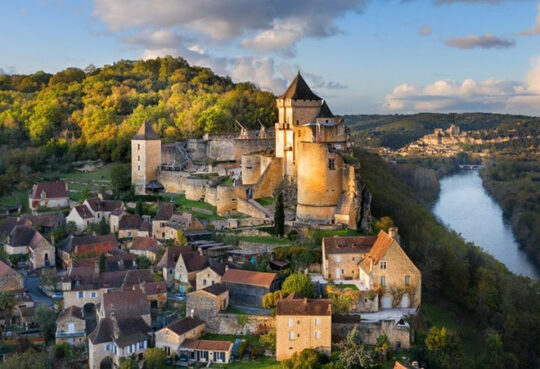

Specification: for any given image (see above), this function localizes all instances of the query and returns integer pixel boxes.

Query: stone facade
[55,307,86,345]
[195,267,223,290]
[205,313,275,335]
[132,122,162,195]
[186,288,229,322]
[332,318,411,349]
[155,318,206,358]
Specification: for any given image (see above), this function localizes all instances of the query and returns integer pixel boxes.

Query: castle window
[380,261,387,270]
[137,144,140,150]
[289,318,293,327]
[288,331,294,341]
[314,318,320,326]
[405,275,410,286]
[138,155,140,161]
[328,159,335,170]
[138,166,141,171]
[315,330,321,339]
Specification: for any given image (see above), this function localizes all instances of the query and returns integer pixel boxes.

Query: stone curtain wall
[332,319,411,349]
[206,313,275,335]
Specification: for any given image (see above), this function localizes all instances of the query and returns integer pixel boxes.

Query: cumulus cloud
[520,3,540,35]
[419,25,432,36]
[384,56,540,114]
[444,34,515,49]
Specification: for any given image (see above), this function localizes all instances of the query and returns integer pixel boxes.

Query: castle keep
[132,73,363,229]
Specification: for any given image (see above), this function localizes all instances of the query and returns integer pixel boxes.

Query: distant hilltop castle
[131,73,370,230]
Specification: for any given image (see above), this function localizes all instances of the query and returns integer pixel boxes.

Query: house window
[381,276,386,287]
[314,318,320,326]
[380,261,387,270]
[138,165,141,171]
[90,292,97,298]
[138,144,140,150]
[138,155,140,161]
[77,291,84,299]
[328,159,335,170]
[288,331,294,341]
[203,279,207,286]
[288,318,294,328]
[336,255,341,262]
[315,330,321,339]
[405,275,410,286]
[106,344,112,351]
[139,341,144,349]
[113,345,117,354]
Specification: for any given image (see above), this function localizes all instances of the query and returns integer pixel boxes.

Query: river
[433,170,539,279]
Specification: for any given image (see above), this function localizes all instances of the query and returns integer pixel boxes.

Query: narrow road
[24,277,55,307]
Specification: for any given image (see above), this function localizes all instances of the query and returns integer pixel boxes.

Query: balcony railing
[55,330,86,338]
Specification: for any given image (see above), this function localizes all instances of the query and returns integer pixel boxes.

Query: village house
[4,225,55,269]
[179,339,233,364]
[175,251,209,289]
[66,205,95,231]
[127,280,168,309]
[88,289,152,369]
[195,263,227,290]
[221,269,278,307]
[322,235,376,280]
[186,283,229,321]
[155,316,205,358]
[55,306,86,346]
[155,246,185,287]
[129,236,162,261]
[0,260,23,292]
[84,197,123,222]
[57,234,118,268]
[28,181,69,210]
[108,208,123,233]
[275,294,332,361]
[71,251,136,272]
[0,213,64,237]
[118,214,149,239]
[152,203,204,241]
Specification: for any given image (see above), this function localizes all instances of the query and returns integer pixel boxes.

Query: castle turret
[131,121,161,195]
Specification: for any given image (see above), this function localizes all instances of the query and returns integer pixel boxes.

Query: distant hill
[344,113,536,150]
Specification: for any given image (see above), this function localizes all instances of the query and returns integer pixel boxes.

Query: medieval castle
[132,73,369,230]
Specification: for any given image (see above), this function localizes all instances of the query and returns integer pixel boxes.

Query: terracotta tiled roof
[155,246,187,269]
[181,252,209,273]
[138,281,167,295]
[119,214,143,230]
[201,283,228,296]
[29,181,67,199]
[57,306,83,321]
[180,339,232,352]
[279,72,321,101]
[123,269,154,287]
[131,237,160,251]
[133,121,160,140]
[276,295,332,316]
[74,205,94,219]
[102,289,150,318]
[367,231,395,264]
[323,236,377,256]
[221,269,276,288]
[58,234,117,254]
[154,202,175,221]
[165,317,204,336]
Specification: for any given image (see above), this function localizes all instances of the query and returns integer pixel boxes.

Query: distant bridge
[459,164,485,170]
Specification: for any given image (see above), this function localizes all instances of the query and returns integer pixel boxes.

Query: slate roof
[317,101,334,118]
[0,214,64,235]
[7,225,36,246]
[323,236,377,257]
[221,269,276,288]
[119,214,143,230]
[85,198,123,213]
[102,289,150,318]
[276,294,332,316]
[133,121,160,140]
[208,263,227,276]
[165,317,205,336]
[88,317,113,344]
[123,269,154,287]
[57,306,84,321]
[181,252,209,273]
[153,203,175,221]
[65,267,126,290]
[29,181,67,199]
[279,72,321,101]
[74,205,94,219]
[180,339,232,352]
[201,283,228,296]
[88,316,151,347]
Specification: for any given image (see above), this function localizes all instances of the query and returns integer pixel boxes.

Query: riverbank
[480,158,540,269]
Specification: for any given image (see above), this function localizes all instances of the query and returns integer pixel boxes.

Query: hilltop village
[0,74,422,369]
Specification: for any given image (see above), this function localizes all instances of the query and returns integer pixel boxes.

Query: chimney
[388,227,400,243]
[411,362,420,368]
[95,260,100,275]
[98,192,103,200]
[225,264,229,272]
[111,312,119,339]
[190,309,194,318]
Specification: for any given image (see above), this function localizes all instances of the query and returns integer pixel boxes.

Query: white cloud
[521,3,540,35]
[384,56,540,114]
[444,34,515,49]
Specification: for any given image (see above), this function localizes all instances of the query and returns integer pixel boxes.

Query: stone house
[129,236,162,261]
[155,316,205,358]
[186,283,229,321]
[127,281,168,309]
[0,260,23,291]
[55,306,86,346]
[195,263,227,290]
[175,251,209,289]
[155,246,185,287]
[28,181,69,210]
[118,214,148,239]
[275,294,332,361]
[99,289,151,325]
[0,213,64,237]
[4,225,55,269]
[83,197,123,222]
[108,208,123,233]
[66,205,95,232]
[57,234,118,268]
[359,229,421,309]
[221,269,278,307]
[322,235,376,280]
[179,339,233,364]
[152,203,204,241]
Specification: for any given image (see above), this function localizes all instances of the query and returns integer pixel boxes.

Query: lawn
[0,190,27,208]
[237,236,291,245]
[200,333,259,346]
[332,283,359,291]
[255,197,274,207]
[213,358,280,369]
[224,305,245,314]
[58,163,116,201]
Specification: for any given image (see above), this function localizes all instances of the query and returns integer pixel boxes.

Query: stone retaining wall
[206,313,275,335]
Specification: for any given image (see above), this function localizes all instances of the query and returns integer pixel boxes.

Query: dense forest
[0,56,276,196]
[356,148,540,369]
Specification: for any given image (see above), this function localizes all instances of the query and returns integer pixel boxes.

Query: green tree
[375,333,390,362]
[237,314,248,334]
[118,356,138,369]
[0,292,16,324]
[259,329,276,353]
[282,272,313,298]
[274,191,285,237]
[35,305,57,341]
[99,252,107,272]
[136,255,152,269]
[282,349,323,369]
[143,347,167,369]
[337,326,375,369]
[176,229,187,246]
[111,163,131,193]
[80,186,91,201]
[425,326,461,369]
[0,348,47,369]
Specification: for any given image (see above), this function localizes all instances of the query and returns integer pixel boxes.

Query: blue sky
[1,0,539,115]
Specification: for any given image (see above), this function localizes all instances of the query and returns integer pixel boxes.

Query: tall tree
[281,272,313,298]
[337,326,375,369]
[274,191,285,237]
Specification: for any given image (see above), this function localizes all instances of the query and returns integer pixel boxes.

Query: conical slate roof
[133,121,160,140]
[317,101,334,118]
[279,72,321,101]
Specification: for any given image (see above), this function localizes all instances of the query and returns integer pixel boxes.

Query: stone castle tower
[131,121,161,195]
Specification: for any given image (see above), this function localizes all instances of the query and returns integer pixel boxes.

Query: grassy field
[59,164,115,202]
[332,283,359,290]
[213,358,280,369]
[255,197,274,207]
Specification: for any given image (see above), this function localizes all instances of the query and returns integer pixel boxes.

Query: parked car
[52,291,63,299]
[172,293,185,301]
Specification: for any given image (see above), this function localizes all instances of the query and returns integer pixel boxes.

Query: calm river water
[433,170,539,279]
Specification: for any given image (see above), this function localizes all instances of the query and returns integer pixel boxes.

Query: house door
[67,323,75,333]
[335,268,341,279]
[381,295,392,309]
[401,295,410,308]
